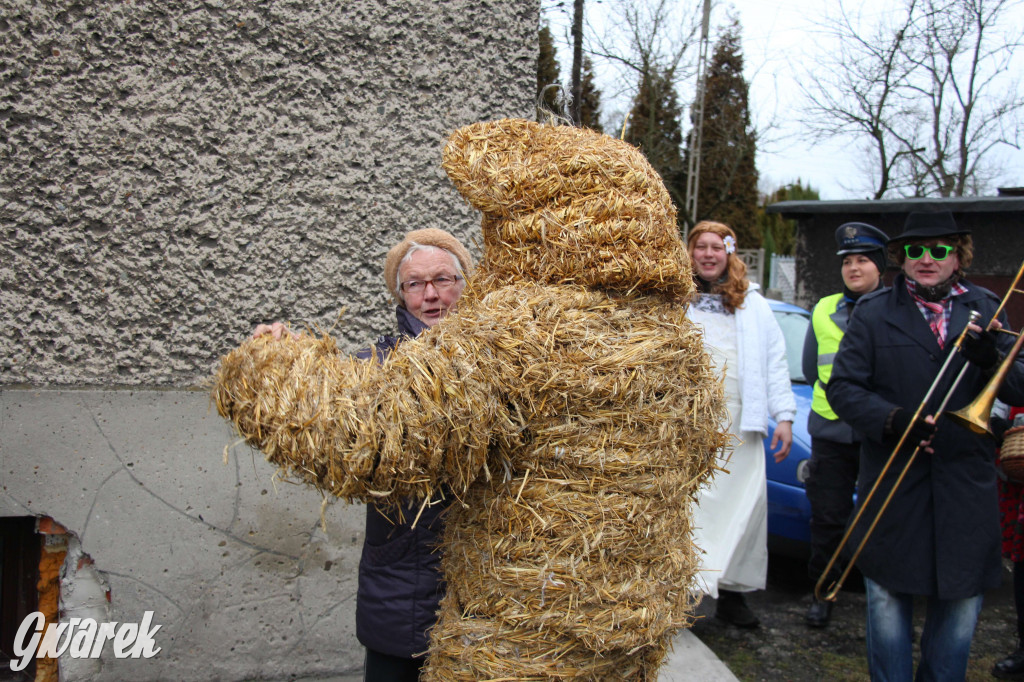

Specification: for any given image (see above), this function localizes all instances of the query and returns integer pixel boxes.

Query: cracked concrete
[1,388,368,680]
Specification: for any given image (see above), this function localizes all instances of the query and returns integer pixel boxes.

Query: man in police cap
[802,222,888,628]
[827,210,1024,679]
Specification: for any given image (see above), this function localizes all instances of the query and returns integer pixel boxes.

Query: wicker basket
[1000,426,1024,483]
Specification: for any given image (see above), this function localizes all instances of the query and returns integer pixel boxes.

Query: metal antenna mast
[684,0,712,240]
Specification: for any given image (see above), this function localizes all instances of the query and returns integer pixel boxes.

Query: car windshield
[773,310,811,384]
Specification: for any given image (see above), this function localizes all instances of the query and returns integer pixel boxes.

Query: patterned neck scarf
[905,278,968,348]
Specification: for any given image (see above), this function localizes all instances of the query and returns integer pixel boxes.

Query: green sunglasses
[904,244,955,261]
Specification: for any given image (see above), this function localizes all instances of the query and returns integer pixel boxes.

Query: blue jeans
[864,577,983,681]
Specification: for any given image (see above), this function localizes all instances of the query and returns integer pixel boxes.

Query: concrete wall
[3,389,366,680]
[0,1,539,679]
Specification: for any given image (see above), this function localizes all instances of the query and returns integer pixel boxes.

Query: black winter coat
[354,306,448,658]
[827,276,1024,599]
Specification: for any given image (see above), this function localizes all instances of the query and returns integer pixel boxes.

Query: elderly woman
[254,227,472,682]
[687,220,796,628]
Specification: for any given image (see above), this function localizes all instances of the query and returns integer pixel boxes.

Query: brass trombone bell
[947,325,1024,436]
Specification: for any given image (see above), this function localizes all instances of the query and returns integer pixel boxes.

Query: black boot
[716,589,760,629]
[805,598,832,628]
[993,643,1024,679]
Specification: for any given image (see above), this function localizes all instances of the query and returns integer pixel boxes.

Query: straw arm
[211,329,516,504]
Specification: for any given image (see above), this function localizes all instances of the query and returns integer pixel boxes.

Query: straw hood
[442,118,693,298]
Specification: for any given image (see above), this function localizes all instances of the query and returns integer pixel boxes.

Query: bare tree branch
[799,0,1024,197]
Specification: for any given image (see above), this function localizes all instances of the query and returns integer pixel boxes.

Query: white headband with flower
[723,235,736,255]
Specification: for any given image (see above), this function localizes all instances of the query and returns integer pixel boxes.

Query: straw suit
[213,119,727,680]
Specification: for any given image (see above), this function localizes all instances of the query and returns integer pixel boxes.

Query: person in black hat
[826,210,1024,679]
[801,222,888,628]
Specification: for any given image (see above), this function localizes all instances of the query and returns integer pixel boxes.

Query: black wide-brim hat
[892,210,970,241]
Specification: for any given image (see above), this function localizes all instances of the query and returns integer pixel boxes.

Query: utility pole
[570,0,584,124]
[684,0,712,239]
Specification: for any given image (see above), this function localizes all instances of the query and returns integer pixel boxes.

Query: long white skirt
[689,298,768,598]
[691,421,768,598]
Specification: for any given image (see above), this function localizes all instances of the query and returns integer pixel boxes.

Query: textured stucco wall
[1,0,539,387]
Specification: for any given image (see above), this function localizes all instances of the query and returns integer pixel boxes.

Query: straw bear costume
[213,119,727,680]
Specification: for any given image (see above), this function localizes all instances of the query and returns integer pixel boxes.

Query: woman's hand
[252,322,298,341]
[770,420,793,462]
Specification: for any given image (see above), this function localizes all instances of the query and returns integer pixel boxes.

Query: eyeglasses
[904,244,955,261]
[399,275,462,294]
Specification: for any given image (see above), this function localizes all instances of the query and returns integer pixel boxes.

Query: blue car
[763,299,814,557]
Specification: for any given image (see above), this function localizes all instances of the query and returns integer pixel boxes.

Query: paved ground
[691,554,1020,681]
[658,629,739,681]
[290,627,738,681]
[287,554,1021,681]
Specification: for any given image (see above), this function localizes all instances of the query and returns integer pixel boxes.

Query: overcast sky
[540,0,1024,200]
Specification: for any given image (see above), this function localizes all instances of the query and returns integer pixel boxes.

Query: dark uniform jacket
[354,306,447,658]
[827,275,1024,599]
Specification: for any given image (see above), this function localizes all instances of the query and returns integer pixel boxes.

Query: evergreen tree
[578,57,604,134]
[537,23,563,120]
[758,180,820,256]
[689,19,759,247]
[624,66,687,228]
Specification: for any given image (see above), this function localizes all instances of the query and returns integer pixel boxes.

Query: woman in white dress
[687,220,796,628]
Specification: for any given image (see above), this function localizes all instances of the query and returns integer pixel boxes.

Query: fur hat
[383,228,473,303]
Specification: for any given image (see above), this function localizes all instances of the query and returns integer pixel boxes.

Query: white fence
[737,248,764,289]
[769,255,797,303]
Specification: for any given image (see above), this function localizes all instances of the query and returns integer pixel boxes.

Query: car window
[773,310,811,383]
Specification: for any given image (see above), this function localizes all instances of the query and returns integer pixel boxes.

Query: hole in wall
[0,516,109,682]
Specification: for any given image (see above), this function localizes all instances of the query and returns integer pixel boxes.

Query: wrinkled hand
[252,322,299,341]
[770,421,793,463]
[891,408,937,453]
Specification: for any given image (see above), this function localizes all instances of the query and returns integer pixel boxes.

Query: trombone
[814,261,1024,603]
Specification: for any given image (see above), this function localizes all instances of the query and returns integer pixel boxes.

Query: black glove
[889,408,938,446]
[992,415,1011,444]
[960,328,1000,371]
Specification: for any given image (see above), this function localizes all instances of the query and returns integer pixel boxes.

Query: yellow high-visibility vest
[810,293,848,421]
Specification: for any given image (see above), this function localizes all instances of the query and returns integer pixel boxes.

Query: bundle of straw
[212,119,727,680]
[443,118,692,298]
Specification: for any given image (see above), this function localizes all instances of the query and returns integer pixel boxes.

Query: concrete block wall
[0,1,539,678]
